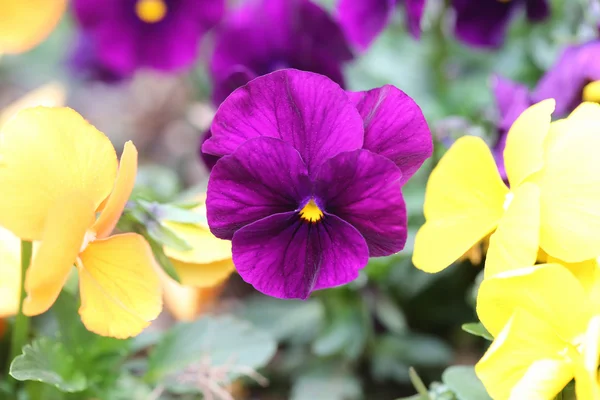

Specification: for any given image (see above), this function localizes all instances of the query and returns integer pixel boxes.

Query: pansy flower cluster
[203,69,432,299]
[413,100,600,398]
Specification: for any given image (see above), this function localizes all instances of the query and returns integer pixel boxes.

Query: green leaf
[291,367,362,400]
[139,200,203,225]
[145,315,276,382]
[442,366,492,400]
[374,293,407,334]
[10,338,87,393]
[146,221,192,252]
[461,322,493,341]
[146,236,181,283]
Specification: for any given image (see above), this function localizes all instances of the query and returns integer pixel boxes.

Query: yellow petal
[546,255,599,293]
[583,81,600,103]
[0,82,66,127]
[78,233,162,338]
[0,107,117,240]
[171,258,235,288]
[161,270,223,321]
[484,183,540,278]
[92,141,138,239]
[476,309,574,400]
[477,264,588,340]
[504,99,555,188]
[413,136,508,273]
[0,0,67,54]
[568,102,600,122]
[538,118,600,262]
[0,227,21,317]
[575,316,600,400]
[163,221,232,265]
[22,194,96,316]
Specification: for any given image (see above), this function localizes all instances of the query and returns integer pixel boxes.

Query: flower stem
[7,241,32,372]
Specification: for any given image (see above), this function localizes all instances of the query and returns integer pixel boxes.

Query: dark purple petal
[198,130,220,172]
[232,212,369,299]
[337,0,396,50]
[211,0,353,103]
[532,41,600,116]
[206,137,310,240]
[204,69,364,176]
[526,0,550,21]
[68,33,126,82]
[349,85,432,184]
[492,75,532,180]
[451,0,515,48]
[212,67,257,105]
[315,149,406,257]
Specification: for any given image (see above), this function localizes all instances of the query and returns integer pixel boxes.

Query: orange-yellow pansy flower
[475,263,600,400]
[0,106,161,338]
[413,100,600,276]
[583,81,600,103]
[0,0,68,54]
[160,197,234,321]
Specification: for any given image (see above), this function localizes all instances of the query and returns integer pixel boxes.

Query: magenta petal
[232,212,369,299]
[350,85,432,185]
[452,0,514,48]
[204,69,365,176]
[206,137,310,240]
[337,0,396,50]
[315,149,406,257]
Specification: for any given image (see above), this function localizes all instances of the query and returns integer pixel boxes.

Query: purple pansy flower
[452,0,550,48]
[336,0,425,50]
[532,40,600,115]
[210,0,353,104]
[203,69,431,299]
[72,0,224,78]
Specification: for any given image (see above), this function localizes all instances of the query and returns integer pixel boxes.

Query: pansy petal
[575,316,600,400]
[583,81,600,103]
[484,183,540,278]
[170,259,235,288]
[92,141,137,239]
[568,102,600,122]
[475,309,574,400]
[0,0,67,54]
[413,136,508,273]
[477,263,588,340]
[0,227,22,317]
[0,107,117,240]
[232,212,369,299]
[349,85,432,184]
[337,0,395,50]
[204,69,364,175]
[78,233,162,338]
[504,99,555,188]
[0,82,66,127]
[22,194,96,316]
[206,137,310,240]
[452,0,514,48]
[314,149,406,257]
[539,119,600,262]
[161,271,223,322]
[163,222,232,265]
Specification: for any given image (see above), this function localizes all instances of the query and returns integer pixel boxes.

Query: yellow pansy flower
[413,100,600,275]
[0,0,68,54]
[475,263,600,400]
[160,197,234,321]
[584,81,600,103]
[0,106,162,338]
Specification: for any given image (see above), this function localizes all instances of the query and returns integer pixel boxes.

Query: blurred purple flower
[532,40,600,115]
[72,0,224,79]
[204,69,431,299]
[452,0,550,48]
[210,0,353,104]
[336,0,425,50]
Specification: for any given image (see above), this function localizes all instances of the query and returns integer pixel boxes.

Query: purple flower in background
[210,0,353,104]
[532,40,600,115]
[203,69,431,299]
[491,75,531,179]
[452,0,549,48]
[336,0,425,50]
[72,0,224,78]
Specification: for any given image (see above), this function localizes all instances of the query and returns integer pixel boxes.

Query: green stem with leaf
[7,241,33,373]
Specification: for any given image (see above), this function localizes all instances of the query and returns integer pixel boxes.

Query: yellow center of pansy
[299,199,324,222]
[583,81,600,103]
[135,0,168,23]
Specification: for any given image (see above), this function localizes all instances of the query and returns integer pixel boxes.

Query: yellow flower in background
[0,0,67,54]
[413,100,600,276]
[584,81,600,103]
[160,197,235,321]
[0,107,161,338]
[475,263,600,400]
